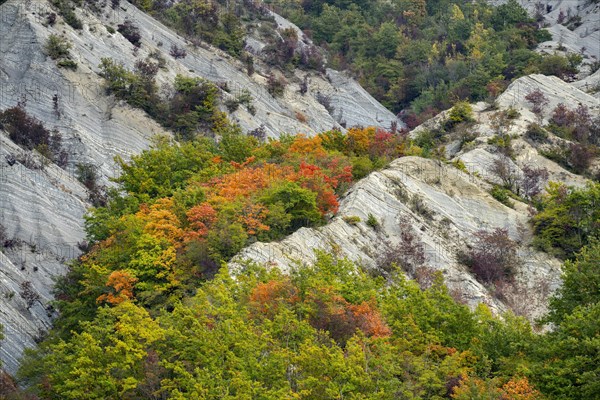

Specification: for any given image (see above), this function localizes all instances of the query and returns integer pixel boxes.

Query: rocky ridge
[231,73,599,327]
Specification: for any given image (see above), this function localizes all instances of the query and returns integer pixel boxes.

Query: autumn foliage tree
[97,270,138,305]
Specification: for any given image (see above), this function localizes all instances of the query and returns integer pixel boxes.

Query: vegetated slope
[267,0,555,120]
[0,0,399,373]
[10,81,600,398]
[233,73,599,320]
[0,0,168,374]
[527,0,600,100]
[0,0,597,383]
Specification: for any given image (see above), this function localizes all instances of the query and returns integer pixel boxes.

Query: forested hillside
[0,0,599,398]
[98,0,572,124]
[267,0,565,122]
[6,120,600,399]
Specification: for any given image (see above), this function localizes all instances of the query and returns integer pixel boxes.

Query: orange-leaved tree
[97,270,138,305]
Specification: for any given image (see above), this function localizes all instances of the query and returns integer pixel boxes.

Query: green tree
[113,138,217,201]
[218,124,258,163]
[546,241,600,324]
[491,0,530,30]
[260,181,323,232]
[45,34,72,60]
[370,22,399,59]
[532,182,600,259]
[532,302,600,399]
[214,12,245,56]
[20,302,164,399]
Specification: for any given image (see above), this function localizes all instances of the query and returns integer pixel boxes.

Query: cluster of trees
[532,181,600,259]
[15,239,600,399]
[125,0,259,57]
[49,0,253,57]
[50,0,565,126]
[3,120,598,397]
[268,0,554,123]
[47,127,409,329]
[99,58,228,140]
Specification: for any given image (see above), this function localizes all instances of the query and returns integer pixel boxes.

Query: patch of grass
[451,159,467,173]
[490,185,513,207]
[343,216,361,225]
[57,59,77,70]
[366,214,379,229]
[526,123,548,141]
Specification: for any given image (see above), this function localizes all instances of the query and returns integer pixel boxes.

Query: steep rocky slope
[0,0,400,373]
[533,0,600,60]
[520,0,600,92]
[490,1,600,95]
[232,73,599,326]
[0,0,598,376]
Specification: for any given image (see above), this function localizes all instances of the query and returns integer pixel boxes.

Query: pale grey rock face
[0,135,88,374]
[573,68,600,98]
[324,69,401,130]
[490,1,600,62]
[497,74,600,122]
[231,156,563,318]
[535,0,600,61]
[0,0,164,374]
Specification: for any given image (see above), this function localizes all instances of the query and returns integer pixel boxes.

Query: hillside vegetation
[0,0,599,398]
[2,118,597,398]
[51,0,559,127]
[268,0,564,122]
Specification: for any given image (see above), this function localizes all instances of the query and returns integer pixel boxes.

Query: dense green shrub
[447,101,474,127]
[366,213,379,229]
[44,34,71,60]
[45,34,77,70]
[490,185,512,207]
[526,123,547,141]
[117,20,141,47]
[98,58,227,140]
[534,53,581,79]
[532,182,600,259]
[223,89,254,113]
[351,156,373,179]
[260,181,323,231]
[59,2,82,29]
